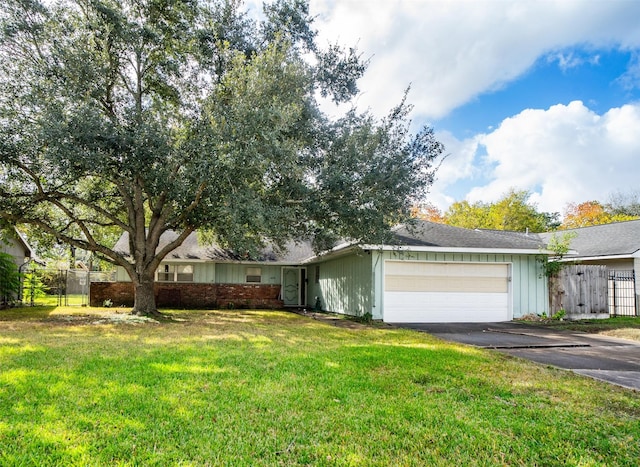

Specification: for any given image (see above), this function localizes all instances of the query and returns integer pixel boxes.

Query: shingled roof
[538,219,640,259]
[389,221,546,250]
[113,220,549,265]
[113,231,315,264]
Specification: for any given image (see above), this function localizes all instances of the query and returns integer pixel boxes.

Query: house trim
[557,252,640,262]
[305,244,550,264]
[364,245,549,255]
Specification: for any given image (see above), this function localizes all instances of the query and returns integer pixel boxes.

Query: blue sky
[308,0,640,216]
[436,49,638,138]
[434,48,640,204]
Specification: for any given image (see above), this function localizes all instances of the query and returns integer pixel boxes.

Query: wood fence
[549,265,609,319]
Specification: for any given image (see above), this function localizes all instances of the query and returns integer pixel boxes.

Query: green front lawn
[1,308,639,466]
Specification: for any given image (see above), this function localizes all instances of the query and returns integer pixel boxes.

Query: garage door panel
[384,292,509,323]
[385,261,507,278]
[383,261,511,323]
[385,275,507,293]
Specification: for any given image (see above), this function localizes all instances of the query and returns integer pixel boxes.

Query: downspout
[371,248,382,319]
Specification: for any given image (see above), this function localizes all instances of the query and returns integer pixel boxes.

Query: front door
[282,267,305,306]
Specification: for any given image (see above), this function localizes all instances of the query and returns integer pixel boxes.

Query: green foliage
[444,189,559,232]
[0,0,443,314]
[552,309,566,320]
[22,268,48,304]
[0,252,21,303]
[539,232,577,278]
[354,310,373,324]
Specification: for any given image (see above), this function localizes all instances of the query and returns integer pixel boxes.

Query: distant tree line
[413,189,640,232]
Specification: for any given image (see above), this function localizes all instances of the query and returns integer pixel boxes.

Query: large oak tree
[0,0,444,315]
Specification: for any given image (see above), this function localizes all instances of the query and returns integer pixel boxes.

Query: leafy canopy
[560,201,638,229]
[441,189,559,233]
[0,0,443,313]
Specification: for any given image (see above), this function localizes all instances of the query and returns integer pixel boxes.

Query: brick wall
[91,282,283,309]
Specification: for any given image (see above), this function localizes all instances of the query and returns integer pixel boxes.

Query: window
[176,265,194,282]
[246,267,262,283]
[156,264,194,282]
[157,264,175,282]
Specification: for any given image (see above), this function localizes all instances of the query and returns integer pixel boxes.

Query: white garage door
[383,261,511,323]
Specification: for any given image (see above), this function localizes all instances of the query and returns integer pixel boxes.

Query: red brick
[90,282,284,309]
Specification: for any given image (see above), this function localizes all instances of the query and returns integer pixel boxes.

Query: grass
[524,316,640,342]
[1,307,639,466]
[20,293,87,307]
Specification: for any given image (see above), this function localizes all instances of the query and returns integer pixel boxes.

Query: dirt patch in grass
[602,328,640,341]
[1,307,374,330]
[519,316,640,342]
[290,310,374,329]
[0,307,160,326]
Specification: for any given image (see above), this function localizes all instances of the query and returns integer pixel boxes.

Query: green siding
[309,251,372,317]
[215,264,282,284]
[115,266,130,282]
[114,263,284,285]
[194,263,216,283]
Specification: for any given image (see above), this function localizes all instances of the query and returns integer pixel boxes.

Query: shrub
[0,253,21,305]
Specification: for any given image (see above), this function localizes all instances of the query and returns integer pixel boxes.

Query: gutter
[360,244,553,255]
[555,252,638,262]
[301,243,553,264]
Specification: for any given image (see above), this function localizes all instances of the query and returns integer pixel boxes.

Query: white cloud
[426,130,482,209]
[310,0,640,119]
[617,52,640,90]
[453,101,640,214]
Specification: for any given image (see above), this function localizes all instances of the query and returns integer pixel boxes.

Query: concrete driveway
[393,322,640,391]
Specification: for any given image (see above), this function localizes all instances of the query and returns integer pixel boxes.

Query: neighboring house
[539,220,640,271]
[539,220,640,316]
[0,227,33,304]
[0,227,33,269]
[94,221,550,323]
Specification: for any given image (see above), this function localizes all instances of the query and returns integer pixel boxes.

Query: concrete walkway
[393,322,640,391]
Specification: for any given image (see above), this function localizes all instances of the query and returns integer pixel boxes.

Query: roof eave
[301,244,362,264]
[558,252,640,262]
[160,257,307,265]
[361,244,550,255]
[303,244,550,263]
[12,227,33,258]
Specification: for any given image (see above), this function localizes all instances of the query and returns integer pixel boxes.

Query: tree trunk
[132,278,160,317]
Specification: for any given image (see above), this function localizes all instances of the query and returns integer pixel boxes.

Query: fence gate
[608,270,637,317]
[65,269,91,306]
[550,265,609,319]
